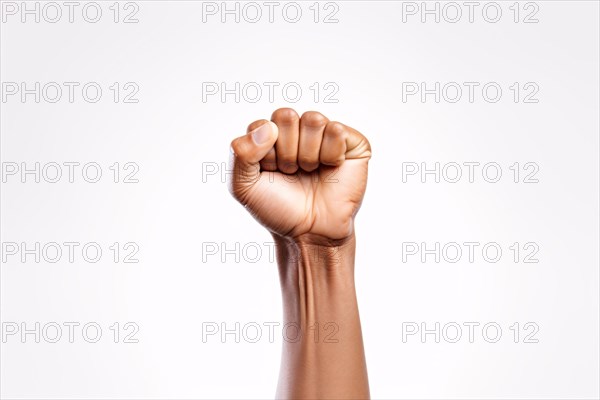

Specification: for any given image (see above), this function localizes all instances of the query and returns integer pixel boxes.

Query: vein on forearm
[275,235,357,324]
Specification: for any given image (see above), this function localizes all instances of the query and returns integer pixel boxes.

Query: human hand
[228,108,371,242]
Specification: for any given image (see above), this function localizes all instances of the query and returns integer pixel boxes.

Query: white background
[1,1,599,399]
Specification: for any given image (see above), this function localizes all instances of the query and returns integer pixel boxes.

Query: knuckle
[230,138,242,155]
[277,152,296,163]
[301,111,328,128]
[230,137,248,158]
[298,154,318,165]
[326,121,346,139]
[278,162,298,173]
[247,119,269,133]
[260,160,277,171]
[300,164,318,172]
[320,158,343,167]
[271,108,299,125]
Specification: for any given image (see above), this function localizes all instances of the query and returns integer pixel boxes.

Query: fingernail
[251,123,271,145]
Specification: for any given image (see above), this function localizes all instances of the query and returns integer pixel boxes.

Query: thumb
[228,121,279,201]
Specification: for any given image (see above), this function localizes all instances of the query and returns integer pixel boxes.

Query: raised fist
[228,108,371,242]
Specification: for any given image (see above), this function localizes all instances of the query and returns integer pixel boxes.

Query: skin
[228,108,371,399]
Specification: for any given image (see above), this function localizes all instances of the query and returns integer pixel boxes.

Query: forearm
[274,233,370,399]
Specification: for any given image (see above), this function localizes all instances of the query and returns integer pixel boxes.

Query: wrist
[272,232,356,280]
[273,230,369,399]
[274,231,356,248]
[273,232,358,325]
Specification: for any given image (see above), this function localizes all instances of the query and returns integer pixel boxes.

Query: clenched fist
[228,108,371,242]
